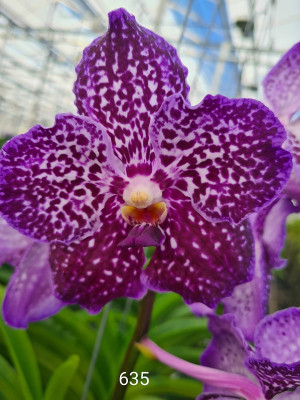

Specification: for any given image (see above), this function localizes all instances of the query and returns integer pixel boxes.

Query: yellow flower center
[121,202,167,226]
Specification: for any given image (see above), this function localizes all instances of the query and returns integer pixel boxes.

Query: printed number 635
[119,371,149,386]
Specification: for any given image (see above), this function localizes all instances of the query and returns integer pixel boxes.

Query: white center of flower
[123,175,162,209]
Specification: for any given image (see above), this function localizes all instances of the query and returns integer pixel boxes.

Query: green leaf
[43,355,79,400]
[0,322,42,400]
[126,377,202,399]
[149,317,207,345]
[0,354,24,400]
[0,287,42,400]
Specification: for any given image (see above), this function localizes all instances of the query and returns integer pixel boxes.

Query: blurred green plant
[270,217,300,311]
[1,216,298,400]
[0,273,206,400]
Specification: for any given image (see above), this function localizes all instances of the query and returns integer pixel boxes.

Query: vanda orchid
[0,8,292,314]
[190,42,300,342]
[140,308,300,400]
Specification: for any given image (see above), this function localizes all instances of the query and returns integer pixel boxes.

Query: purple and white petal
[3,243,64,328]
[246,307,300,399]
[74,8,189,173]
[0,114,125,244]
[118,224,165,247]
[254,307,300,364]
[275,388,300,400]
[286,118,300,164]
[262,196,299,269]
[201,315,255,395]
[143,189,254,307]
[190,302,215,317]
[0,216,32,267]
[151,94,292,224]
[50,196,146,312]
[263,42,300,123]
[221,232,269,342]
[284,119,300,202]
[222,195,297,341]
[246,359,300,400]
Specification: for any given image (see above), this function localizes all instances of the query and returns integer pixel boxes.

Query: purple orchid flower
[0,217,64,328]
[0,9,292,313]
[191,43,300,341]
[140,307,300,400]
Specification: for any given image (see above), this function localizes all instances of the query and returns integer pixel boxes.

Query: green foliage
[0,282,206,400]
[271,217,300,310]
[43,355,79,400]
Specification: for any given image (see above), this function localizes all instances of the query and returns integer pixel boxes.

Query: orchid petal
[275,388,300,400]
[74,8,189,173]
[263,42,300,123]
[201,315,255,391]
[221,196,296,341]
[262,197,299,268]
[246,307,300,399]
[254,307,300,364]
[0,216,32,267]
[118,224,165,247]
[50,196,146,312]
[2,243,64,328]
[144,189,254,307]
[221,234,269,342]
[190,302,215,317]
[284,119,300,202]
[151,94,292,224]
[0,114,125,244]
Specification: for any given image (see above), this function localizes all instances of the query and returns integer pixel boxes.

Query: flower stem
[81,302,111,400]
[111,291,155,400]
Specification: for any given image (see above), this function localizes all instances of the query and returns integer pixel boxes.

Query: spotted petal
[0,114,125,244]
[275,388,300,400]
[246,307,300,399]
[201,314,254,377]
[50,196,146,312]
[263,42,300,123]
[118,224,165,247]
[143,189,254,307]
[200,314,255,397]
[222,196,297,341]
[151,94,292,224]
[262,197,299,269]
[221,231,269,342]
[2,243,64,328]
[74,8,189,173]
[284,119,300,202]
[0,216,32,267]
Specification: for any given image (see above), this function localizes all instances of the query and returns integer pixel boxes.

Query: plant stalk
[111,291,155,400]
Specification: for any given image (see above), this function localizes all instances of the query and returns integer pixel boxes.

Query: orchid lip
[121,202,167,226]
